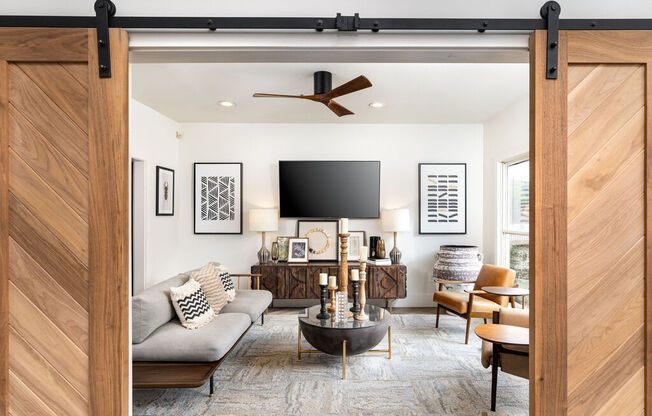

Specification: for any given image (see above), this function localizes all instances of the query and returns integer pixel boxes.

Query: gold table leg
[342,340,346,380]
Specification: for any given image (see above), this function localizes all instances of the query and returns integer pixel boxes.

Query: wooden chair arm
[464,289,486,295]
[435,279,477,285]
[231,274,262,290]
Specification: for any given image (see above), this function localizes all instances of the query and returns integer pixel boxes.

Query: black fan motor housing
[314,71,332,95]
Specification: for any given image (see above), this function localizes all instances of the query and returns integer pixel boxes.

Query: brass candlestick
[339,233,350,293]
[327,284,338,312]
[355,261,369,321]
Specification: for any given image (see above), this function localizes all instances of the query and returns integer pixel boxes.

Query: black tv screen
[279,161,380,218]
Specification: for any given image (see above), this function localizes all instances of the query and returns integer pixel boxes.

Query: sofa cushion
[170,278,216,330]
[193,263,229,313]
[132,273,189,344]
[132,312,251,362]
[220,290,272,322]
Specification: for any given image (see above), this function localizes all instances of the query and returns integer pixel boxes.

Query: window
[500,157,529,290]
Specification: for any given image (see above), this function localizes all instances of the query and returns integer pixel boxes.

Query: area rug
[133,313,528,416]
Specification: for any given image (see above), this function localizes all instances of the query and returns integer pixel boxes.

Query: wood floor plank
[9,283,88,397]
[62,63,88,91]
[8,370,57,416]
[567,107,644,221]
[17,63,88,132]
[9,149,88,263]
[9,237,88,354]
[593,367,645,416]
[567,64,597,93]
[8,327,87,416]
[568,64,639,135]
[8,193,88,310]
[9,107,88,219]
[567,65,644,178]
[567,326,644,416]
[8,64,88,175]
[567,152,644,307]
[568,286,644,392]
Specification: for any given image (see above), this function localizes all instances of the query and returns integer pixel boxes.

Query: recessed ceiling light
[369,102,384,108]
[218,100,236,107]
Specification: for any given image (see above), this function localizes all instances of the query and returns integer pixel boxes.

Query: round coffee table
[298,304,391,379]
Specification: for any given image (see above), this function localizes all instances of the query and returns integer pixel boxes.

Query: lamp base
[257,246,270,264]
[390,246,402,264]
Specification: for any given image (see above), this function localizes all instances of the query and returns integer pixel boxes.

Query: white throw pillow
[170,278,215,329]
[215,265,236,302]
[193,263,229,313]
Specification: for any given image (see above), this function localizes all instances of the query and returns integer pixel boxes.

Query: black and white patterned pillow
[216,266,236,302]
[170,278,215,329]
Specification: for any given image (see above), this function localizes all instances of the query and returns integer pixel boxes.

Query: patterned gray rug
[133,313,528,416]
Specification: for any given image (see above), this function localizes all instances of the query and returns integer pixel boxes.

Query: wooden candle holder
[339,233,350,293]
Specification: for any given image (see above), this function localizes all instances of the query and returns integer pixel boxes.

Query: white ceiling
[131,62,528,123]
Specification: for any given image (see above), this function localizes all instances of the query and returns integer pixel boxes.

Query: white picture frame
[340,230,366,261]
[419,163,467,234]
[298,220,339,261]
[193,162,243,234]
[287,238,309,263]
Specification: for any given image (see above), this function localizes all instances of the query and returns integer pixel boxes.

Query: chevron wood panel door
[0,28,129,415]
[531,30,652,415]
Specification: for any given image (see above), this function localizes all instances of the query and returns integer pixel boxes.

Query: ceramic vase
[432,245,483,282]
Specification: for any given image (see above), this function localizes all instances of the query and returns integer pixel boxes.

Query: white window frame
[498,153,529,270]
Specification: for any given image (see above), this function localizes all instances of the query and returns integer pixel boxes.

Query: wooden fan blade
[325,100,354,117]
[319,75,372,100]
[253,93,316,99]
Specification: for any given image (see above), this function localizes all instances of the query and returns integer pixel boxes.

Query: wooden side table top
[474,324,529,346]
[481,286,529,297]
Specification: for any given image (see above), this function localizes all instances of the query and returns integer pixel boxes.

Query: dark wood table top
[474,324,529,346]
[482,286,530,297]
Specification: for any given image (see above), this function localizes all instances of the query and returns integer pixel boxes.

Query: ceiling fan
[253,71,372,117]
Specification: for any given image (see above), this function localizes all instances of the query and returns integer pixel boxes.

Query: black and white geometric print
[200,175,235,222]
[177,287,212,320]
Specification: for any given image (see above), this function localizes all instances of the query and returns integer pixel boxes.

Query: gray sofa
[132,265,272,394]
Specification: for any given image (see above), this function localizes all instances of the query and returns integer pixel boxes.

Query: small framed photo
[288,237,309,263]
[341,230,366,261]
[193,162,243,234]
[298,220,339,262]
[156,166,175,216]
[276,236,292,262]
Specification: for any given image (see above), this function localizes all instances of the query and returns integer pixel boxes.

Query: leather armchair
[433,264,516,344]
[481,307,529,379]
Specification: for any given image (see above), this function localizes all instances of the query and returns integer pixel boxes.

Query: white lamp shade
[381,209,410,232]
[249,208,278,232]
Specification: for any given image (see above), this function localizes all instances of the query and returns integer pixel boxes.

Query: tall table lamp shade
[382,209,410,264]
[249,208,278,264]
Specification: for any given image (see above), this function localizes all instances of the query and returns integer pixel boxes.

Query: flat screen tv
[279,161,380,218]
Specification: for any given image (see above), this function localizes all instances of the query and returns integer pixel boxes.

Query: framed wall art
[297,220,339,262]
[287,237,309,263]
[156,166,175,216]
[193,162,243,234]
[340,230,366,261]
[276,236,291,262]
[419,163,467,234]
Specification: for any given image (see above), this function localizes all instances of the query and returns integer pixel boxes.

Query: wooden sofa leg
[435,305,440,328]
[261,311,265,326]
[209,374,214,397]
[465,315,472,344]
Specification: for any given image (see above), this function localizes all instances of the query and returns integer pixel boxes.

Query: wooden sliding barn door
[531,30,652,415]
[0,28,129,415]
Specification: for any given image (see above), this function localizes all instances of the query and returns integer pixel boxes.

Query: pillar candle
[351,269,359,281]
[360,246,368,262]
[329,275,337,287]
[340,218,348,234]
[319,273,328,285]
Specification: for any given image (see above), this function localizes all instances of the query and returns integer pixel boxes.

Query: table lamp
[249,208,278,264]
[381,209,410,264]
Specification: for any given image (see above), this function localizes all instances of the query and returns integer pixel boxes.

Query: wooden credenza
[250,262,407,303]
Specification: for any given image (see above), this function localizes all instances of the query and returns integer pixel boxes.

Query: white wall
[482,97,529,265]
[173,123,483,307]
[129,99,182,291]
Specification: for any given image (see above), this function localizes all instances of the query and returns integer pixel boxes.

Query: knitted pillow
[215,265,236,302]
[169,278,215,329]
[193,263,229,313]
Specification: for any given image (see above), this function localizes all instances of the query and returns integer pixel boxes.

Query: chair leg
[483,318,487,324]
[465,315,472,344]
[435,305,441,328]
[491,345,499,411]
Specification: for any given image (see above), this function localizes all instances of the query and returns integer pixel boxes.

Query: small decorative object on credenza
[276,236,290,262]
[433,245,483,282]
[335,291,348,322]
[271,241,279,263]
[369,236,381,258]
[367,257,392,266]
[375,238,386,259]
[355,246,369,321]
[350,269,361,314]
[249,208,279,264]
[317,274,330,320]
[288,237,310,263]
[382,209,410,264]
[327,275,338,312]
[339,218,350,293]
